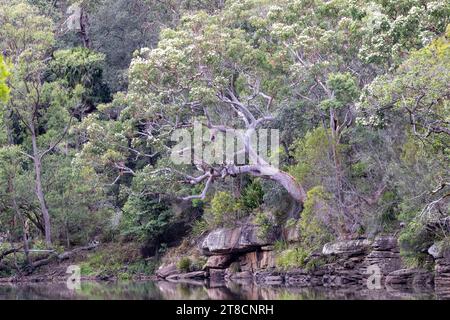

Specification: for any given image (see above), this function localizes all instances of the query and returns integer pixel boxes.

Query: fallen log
[25,243,99,274]
[0,245,24,263]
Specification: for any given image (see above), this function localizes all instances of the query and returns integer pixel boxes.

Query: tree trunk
[270,170,307,204]
[228,164,307,204]
[31,130,52,247]
[28,243,98,272]
[12,197,30,265]
[79,8,91,48]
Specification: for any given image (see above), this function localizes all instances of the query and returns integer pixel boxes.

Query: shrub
[229,262,240,273]
[254,212,274,241]
[378,190,400,231]
[191,219,209,237]
[285,218,297,229]
[398,219,436,268]
[274,240,288,252]
[79,243,142,277]
[120,194,173,243]
[298,186,335,252]
[240,180,264,211]
[276,247,309,269]
[204,191,242,227]
[289,127,332,189]
[127,259,157,275]
[177,257,192,272]
[304,255,327,272]
[190,256,207,271]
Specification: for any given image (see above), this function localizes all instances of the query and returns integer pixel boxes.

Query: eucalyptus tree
[0,0,86,246]
[361,26,450,226]
[109,8,309,206]
[364,25,450,139]
[79,0,450,220]
[0,0,56,245]
[260,0,449,233]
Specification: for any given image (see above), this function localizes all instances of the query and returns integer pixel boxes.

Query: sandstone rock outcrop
[322,239,372,256]
[259,250,276,269]
[253,270,281,284]
[205,254,233,269]
[276,236,403,288]
[429,243,450,298]
[361,236,402,276]
[385,268,434,287]
[201,225,270,255]
[161,231,450,296]
[239,251,259,272]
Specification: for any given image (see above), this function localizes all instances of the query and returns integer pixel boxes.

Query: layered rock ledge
[157,226,450,298]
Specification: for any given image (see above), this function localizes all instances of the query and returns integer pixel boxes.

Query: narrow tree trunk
[31,130,52,247]
[329,108,352,233]
[79,8,91,48]
[65,220,70,249]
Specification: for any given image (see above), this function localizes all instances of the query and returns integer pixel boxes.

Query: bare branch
[39,116,74,160]
[182,174,214,201]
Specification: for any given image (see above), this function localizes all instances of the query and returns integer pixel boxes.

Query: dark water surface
[0,280,444,300]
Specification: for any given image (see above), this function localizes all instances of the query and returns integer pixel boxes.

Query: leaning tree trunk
[186,90,309,208]
[227,163,307,204]
[270,170,307,204]
[31,130,52,247]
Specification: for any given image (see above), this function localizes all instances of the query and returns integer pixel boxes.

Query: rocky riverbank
[156,224,450,298]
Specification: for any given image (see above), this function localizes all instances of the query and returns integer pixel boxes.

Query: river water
[0,280,444,300]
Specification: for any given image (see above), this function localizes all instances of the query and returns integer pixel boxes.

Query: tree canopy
[0,0,448,275]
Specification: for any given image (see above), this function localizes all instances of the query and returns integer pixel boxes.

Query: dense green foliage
[0,0,449,275]
[0,56,8,102]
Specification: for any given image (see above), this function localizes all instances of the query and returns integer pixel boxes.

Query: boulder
[428,242,450,260]
[201,226,270,255]
[205,255,232,269]
[428,243,442,259]
[156,263,178,279]
[322,239,372,256]
[371,236,398,251]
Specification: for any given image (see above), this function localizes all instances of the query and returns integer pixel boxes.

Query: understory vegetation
[0,0,449,276]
